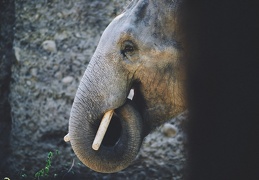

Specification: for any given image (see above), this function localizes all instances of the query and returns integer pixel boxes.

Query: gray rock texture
[1,0,187,179]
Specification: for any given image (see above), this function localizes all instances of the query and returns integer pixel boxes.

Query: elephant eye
[121,40,135,57]
[124,45,134,52]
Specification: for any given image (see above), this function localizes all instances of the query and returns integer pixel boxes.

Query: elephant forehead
[103,2,179,44]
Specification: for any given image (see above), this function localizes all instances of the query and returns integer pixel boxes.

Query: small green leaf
[48,151,53,158]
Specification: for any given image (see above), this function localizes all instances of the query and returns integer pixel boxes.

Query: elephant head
[68,0,185,173]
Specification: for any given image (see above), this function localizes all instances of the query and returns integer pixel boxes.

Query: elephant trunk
[68,60,143,173]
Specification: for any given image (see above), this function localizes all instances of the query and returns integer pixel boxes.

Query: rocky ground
[0,0,188,179]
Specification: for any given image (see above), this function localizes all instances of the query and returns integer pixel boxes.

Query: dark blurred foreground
[181,0,259,179]
[0,0,14,171]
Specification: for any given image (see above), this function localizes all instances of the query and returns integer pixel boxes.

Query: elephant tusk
[64,133,70,142]
[92,110,114,151]
[127,89,134,100]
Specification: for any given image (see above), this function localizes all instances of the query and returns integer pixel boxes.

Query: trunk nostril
[102,113,122,147]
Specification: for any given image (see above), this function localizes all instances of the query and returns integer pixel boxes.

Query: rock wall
[5,0,127,178]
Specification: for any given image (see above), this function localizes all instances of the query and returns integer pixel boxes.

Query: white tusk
[92,110,114,151]
[64,133,70,142]
[127,89,134,100]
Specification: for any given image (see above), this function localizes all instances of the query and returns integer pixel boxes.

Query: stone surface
[42,40,57,53]
[162,123,178,137]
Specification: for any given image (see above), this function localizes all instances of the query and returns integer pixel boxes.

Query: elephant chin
[69,100,143,173]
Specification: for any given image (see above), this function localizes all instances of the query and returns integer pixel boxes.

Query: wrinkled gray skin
[69,0,185,173]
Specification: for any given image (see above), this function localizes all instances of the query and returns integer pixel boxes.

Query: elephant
[67,0,185,173]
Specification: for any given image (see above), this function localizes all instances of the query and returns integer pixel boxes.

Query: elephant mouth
[94,83,149,151]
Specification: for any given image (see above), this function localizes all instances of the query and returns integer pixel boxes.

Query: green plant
[34,150,59,179]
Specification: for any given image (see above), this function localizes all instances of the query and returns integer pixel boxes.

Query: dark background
[181,0,259,179]
[0,0,15,171]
